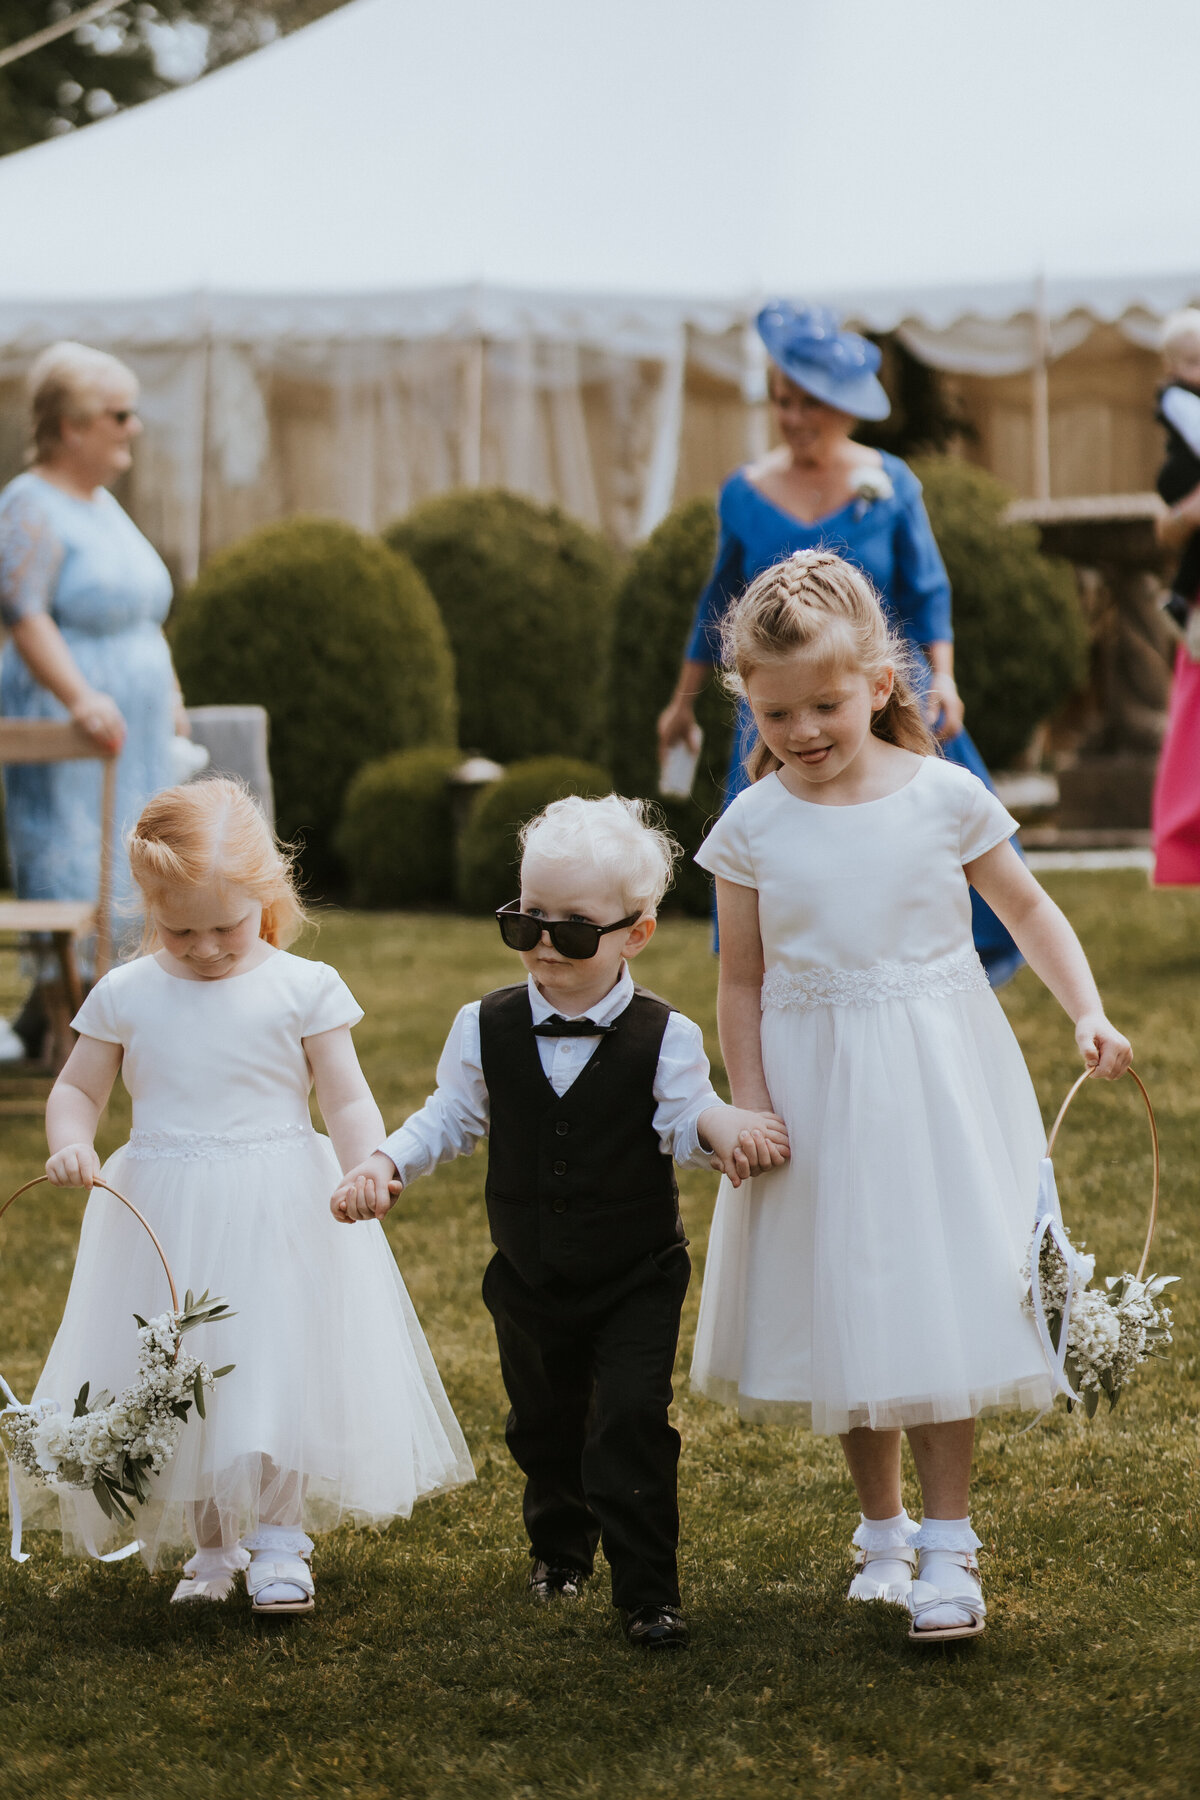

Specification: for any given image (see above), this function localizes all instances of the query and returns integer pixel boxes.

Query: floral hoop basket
[1025,1068,1176,1418]
[0,1174,232,1562]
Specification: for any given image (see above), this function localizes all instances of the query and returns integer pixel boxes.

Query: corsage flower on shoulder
[850,464,894,514]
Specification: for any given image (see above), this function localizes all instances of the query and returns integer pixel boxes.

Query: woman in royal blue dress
[657,303,1021,986]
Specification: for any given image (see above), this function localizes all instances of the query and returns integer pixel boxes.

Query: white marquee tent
[0,0,1196,571]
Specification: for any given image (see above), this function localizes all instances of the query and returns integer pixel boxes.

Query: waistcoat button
[553,1159,567,1175]
[556,1120,569,1136]
[552,1197,567,1214]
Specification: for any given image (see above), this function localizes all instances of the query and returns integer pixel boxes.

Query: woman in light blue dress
[0,343,183,1043]
[658,304,1022,986]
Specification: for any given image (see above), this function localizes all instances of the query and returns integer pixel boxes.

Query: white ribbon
[1028,1157,1085,1405]
[0,1369,140,1565]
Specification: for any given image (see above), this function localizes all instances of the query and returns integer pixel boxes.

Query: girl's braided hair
[719,549,936,783]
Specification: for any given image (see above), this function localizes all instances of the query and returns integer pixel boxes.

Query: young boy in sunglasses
[331,794,789,1650]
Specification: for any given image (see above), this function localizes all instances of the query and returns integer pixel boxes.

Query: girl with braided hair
[658,302,1022,986]
[689,550,1130,1644]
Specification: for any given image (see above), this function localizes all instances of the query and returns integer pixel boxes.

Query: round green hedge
[171,519,456,890]
[336,746,464,908]
[607,497,734,915]
[913,457,1088,770]
[456,756,612,915]
[385,490,619,766]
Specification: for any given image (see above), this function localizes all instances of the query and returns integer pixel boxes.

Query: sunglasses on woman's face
[496,900,641,961]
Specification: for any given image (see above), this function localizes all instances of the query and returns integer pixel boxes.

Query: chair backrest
[0,720,117,976]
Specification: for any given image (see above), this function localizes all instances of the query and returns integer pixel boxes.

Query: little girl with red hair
[26,777,472,1611]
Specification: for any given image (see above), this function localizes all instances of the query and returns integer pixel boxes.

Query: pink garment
[1152,644,1200,885]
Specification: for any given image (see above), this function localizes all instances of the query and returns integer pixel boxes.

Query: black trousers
[481,1243,690,1611]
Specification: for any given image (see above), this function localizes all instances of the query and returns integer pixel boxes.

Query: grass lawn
[1,870,1199,1799]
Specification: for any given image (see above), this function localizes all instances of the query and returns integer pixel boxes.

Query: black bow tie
[531,1015,617,1038]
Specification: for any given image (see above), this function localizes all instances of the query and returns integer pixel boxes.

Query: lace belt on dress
[761,945,989,1013]
[125,1123,318,1162]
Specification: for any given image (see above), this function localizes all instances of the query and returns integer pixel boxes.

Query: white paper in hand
[659,731,702,800]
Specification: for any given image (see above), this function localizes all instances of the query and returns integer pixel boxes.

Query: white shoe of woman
[906,1548,986,1642]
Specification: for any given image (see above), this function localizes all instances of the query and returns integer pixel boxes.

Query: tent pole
[1031,273,1051,501]
[462,336,484,487]
[182,322,212,587]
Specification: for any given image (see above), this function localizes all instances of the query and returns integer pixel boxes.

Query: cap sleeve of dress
[70,973,123,1045]
[300,961,364,1036]
[957,771,1019,864]
[694,797,757,888]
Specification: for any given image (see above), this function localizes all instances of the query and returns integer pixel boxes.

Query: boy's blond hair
[519,794,679,918]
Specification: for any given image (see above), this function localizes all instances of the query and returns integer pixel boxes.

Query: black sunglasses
[496,901,641,961]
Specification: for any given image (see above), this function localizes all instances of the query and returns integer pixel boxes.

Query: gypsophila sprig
[1,1289,234,1522]
[1021,1231,1176,1418]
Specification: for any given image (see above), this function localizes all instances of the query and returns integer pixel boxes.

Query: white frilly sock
[240,1524,314,1606]
[911,1516,983,1631]
[848,1510,918,1600]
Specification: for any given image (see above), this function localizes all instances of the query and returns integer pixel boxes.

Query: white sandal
[848,1543,917,1605]
[906,1548,986,1642]
[242,1526,315,1615]
[171,1546,249,1604]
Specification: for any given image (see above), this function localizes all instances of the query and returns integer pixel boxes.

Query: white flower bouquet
[2,1289,234,1524]
[1023,1070,1176,1419]
[1022,1223,1176,1417]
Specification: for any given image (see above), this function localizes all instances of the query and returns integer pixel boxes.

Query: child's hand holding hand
[331,1153,402,1223]
[46,1143,101,1188]
[700,1104,791,1188]
[1076,1012,1133,1080]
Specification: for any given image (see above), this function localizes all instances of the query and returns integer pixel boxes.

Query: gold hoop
[0,1175,179,1314]
[1044,1069,1160,1281]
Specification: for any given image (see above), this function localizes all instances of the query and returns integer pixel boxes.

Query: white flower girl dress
[690,758,1056,1435]
[18,950,473,1567]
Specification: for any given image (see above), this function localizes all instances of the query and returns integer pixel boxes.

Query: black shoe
[621,1604,689,1650]
[528,1560,588,1603]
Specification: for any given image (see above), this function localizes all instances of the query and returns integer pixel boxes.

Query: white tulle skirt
[17,1130,474,1567]
[690,988,1057,1434]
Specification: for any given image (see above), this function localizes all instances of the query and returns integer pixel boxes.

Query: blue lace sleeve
[0,484,63,628]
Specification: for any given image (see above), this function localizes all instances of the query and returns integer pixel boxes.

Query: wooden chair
[0,720,116,1101]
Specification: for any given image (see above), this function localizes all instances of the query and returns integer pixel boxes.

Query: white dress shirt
[379,965,724,1188]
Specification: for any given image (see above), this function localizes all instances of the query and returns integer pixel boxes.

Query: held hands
[331,1152,402,1223]
[1076,1012,1133,1080]
[699,1104,791,1188]
[46,1143,102,1187]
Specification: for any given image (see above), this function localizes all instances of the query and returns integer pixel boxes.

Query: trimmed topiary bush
[385,490,619,766]
[456,755,612,915]
[171,518,456,890]
[336,746,464,908]
[607,497,735,915]
[913,457,1088,770]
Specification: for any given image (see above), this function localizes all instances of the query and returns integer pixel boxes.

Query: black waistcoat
[478,983,686,1288]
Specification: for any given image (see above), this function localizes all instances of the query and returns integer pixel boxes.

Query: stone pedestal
[1006,494,1174,836]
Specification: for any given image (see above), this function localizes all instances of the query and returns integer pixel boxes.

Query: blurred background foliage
[0,1,351,157]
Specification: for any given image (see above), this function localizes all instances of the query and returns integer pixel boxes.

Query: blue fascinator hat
[756,302,891,422]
